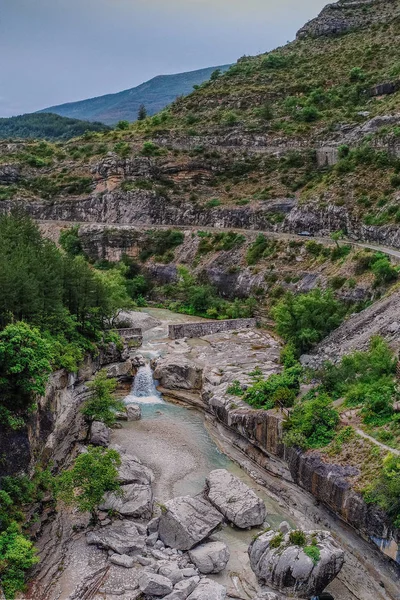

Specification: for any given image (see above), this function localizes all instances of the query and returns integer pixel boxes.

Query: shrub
[349,67,366,81]
[261,53,288,70]
[139,229,184,261]
[364,453,400,527]
[140,141,163,156]
[289,530,306,546]
[81,370,124,426]
[284,393,339,449]
[269,532,284,548]
[372,257,398,286]
[114,141,130,158]
[0,522,38,599]
[280,342,298,368]
[246,234,271,265]
[243,365,301,409]
[116,120,129,130]
[304,545,321,564]
[272,289,345,353]
[56,446,121,522]
[272,386,296,408]
[296,105,320,122]
[221,111,238,126]
[227,380,244,396]
[59,225,83,257]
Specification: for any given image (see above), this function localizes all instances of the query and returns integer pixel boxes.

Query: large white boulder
[248,529,345,598]
[205,469,266,528]
[186,579,226,600]
[158,496,224,550]
[189,541,230,574]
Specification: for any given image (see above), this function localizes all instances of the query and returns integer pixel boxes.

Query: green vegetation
[81,370,124,426]
[243,364,301,410]
[139,229,184,262]
[0,212,132,427]
[284,392,339,450]
[0,523,38,598]
[269,532,284,549]
[0,112,109,140]
[197,231,245,254]
[364,453,400,527]
[272,289,345,353]
[160,266,256,320]
[56,446,121,522]
[304,545,321,564]
[289,530,306,546]
[59,225,83,256]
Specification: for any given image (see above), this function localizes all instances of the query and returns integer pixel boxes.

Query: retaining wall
[168,318,256,340]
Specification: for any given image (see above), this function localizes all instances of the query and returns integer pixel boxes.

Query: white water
[124,363,164,405]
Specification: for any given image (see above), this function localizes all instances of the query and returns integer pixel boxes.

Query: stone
[126,403,142,421]
[189,541,230,574]
[186,578,226,600]
[205,469,266,528]
[248,530,345,598]
[181,568,197,577]
[148,516,161,533]
[100,483,153,518]
[86,522,145,554]
[90,421,110,447]
[138,571,173,596]
[153,355,203,390]
[158,496,224,550]
[109,553,135,568]
[147,532,159,546]
[118,452,154,485]
[162,576,201,600]
[158,565,184,585]
[137,555,152,566]
[278,521,291,534]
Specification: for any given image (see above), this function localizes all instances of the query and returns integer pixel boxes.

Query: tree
[81,370,124,426]
[330,230,344,248]
[56,446,121,522]
[59,225,83,257]
[210,69,222,81]
[116,120,130,130]
[272,289,345,353]
[0,322,53,416]
[137,104,147,121]
[284,392,339,449]
[0,522,38,599]
[364,453,400,527]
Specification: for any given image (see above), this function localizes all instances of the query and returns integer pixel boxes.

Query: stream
[112,308,295,598]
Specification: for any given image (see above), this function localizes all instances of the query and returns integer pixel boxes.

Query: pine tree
[137,104,147,121]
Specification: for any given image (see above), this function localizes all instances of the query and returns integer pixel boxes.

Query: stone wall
[168,318,257,340]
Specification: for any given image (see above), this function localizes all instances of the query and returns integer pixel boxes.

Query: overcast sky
[0,0,327,118]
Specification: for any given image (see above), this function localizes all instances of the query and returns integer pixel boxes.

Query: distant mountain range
[38,65,231,125]
[0,112,110,141]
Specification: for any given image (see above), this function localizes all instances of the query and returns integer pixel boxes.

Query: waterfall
[125,363,164,405]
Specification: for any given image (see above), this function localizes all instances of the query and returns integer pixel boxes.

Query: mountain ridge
[38,65,231,125]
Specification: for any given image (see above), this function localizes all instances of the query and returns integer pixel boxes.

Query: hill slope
[0,112,110,140]
[38,65,231,125]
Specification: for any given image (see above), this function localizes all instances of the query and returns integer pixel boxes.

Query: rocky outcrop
[90,421,110,446]
[249,530,345,598]
[157,496,224,550]
[138,571,173,596]
[186,579,226,600]
[154,355,203,391]
[188,541,230,574]
[100,482,153,518]
[0,163,20,184]
[297,0,400,39]
[117,450,154,485]
[126,403,142,421]
[205,469,267,528]
[168,318,256,340]
[86,521,146,554]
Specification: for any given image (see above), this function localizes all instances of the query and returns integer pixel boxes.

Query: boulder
[153,355,203,390]
[278,521,291,534]
[189,541,230,574]
[163,577,200,600]
[158,496,224,550]
[90,421,110,447]
[248,530,345,598]
[109,553,135,568]
[118,452,154,485]
[86,522,145,554]
[186,579,226,600]
[138,571,173,596]
[100,483,153,518]
[205,470,266,528]
[126,403,142,421]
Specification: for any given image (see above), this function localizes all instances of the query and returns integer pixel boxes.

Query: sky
[0,0,328,118]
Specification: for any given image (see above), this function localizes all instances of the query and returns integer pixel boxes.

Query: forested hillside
[0,112,110,140]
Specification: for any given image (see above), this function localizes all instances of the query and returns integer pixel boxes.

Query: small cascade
[125,362,164,405]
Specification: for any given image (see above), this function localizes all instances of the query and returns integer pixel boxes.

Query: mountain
[38,65,231,125]
[0,112,110,141]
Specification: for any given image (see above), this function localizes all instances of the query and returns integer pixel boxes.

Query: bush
[304,545,321,564]
[269,532,284,548]
[0,522,38,599]
[284,393,339,449]
[364,453,400,527]
[272,289,345,353]
[246,234,271,265]
[139,229,184,261]
[372,257,398,286]
[289,530,306,546]
[59,225,83,257]
[56,446,121,521]
[140,141,163,156]
[280,342,299,368]
[243,365,301,409]
[81,370,124,426]
[227,380,244,396]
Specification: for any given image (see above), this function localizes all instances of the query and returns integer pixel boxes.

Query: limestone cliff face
[0,344,131,478]
[297,0,400,39]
